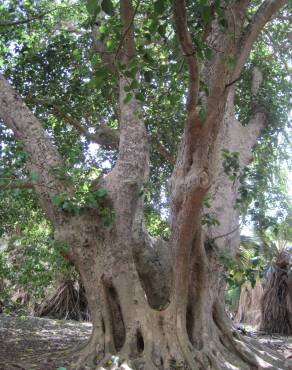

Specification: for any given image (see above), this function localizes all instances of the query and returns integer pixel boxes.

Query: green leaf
[157,24,166,37]
[106,39,115,50]
[123,85,132,92]
[94,188,108,198]
[95,67,108,78]
[204,47,213,60]
[73,49,80,57]
[86,0,100,15]
[135,92,145,102]
[30,170,39,182]
[130,79,139,90]
[200,6,212,24]
[148,19,159,33]
[225,55,236,71]
[101,0,115,16]
[89,68,108,90]
[72,49,81,61]
[144,70,153,83]
[198,108,206,121]
[154,0,166,14]
[89,75,104,89]
[52,193,67,207]
[123,92,133,104]
[124,66,138,79]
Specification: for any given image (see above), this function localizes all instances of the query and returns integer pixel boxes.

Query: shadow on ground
[0,315,92,370]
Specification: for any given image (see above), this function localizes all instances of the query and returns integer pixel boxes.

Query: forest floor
[0,314,291,370]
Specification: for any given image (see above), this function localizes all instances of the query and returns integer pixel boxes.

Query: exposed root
[70,331,290,370]
[213,301,289,369]
[69,326,105,370]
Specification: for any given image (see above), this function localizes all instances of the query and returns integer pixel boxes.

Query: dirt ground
[0,315,291,370]
[0,315,92,370]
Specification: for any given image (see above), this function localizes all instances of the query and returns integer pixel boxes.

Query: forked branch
[233,0,288,80]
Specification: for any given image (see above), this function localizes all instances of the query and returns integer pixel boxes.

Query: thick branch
[173,0,199,112]
[243,107,266,157]
[25,95,120,149]
[112,0,148,181]
[50,104,120,149]
[232,0,288,80]
[150,136,175,165]
[133,234,172,309]
[103,1,149,243]
[206,86,265,251]
[27,95,174,164]
[0,75,68,223]
[243,67,267,154]
[115,0,140,60]
[119,0,135,64]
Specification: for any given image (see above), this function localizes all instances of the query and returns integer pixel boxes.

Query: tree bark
[0,0,289,369]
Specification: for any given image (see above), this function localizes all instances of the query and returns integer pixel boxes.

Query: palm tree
[230,222,292,333]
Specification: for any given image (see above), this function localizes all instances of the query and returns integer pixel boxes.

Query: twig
[0,12,48,27]
[212,224,240,241]
[0,6,67,27]
[225,75,242,88]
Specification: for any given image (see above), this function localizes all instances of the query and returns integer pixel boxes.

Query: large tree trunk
[63,219,287,370]
[0,0,289,369]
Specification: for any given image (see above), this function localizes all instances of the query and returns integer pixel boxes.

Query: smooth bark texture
[0,0,289,369]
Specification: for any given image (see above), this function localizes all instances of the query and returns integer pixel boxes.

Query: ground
[0,315,91,370]
[0,315,291,370]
